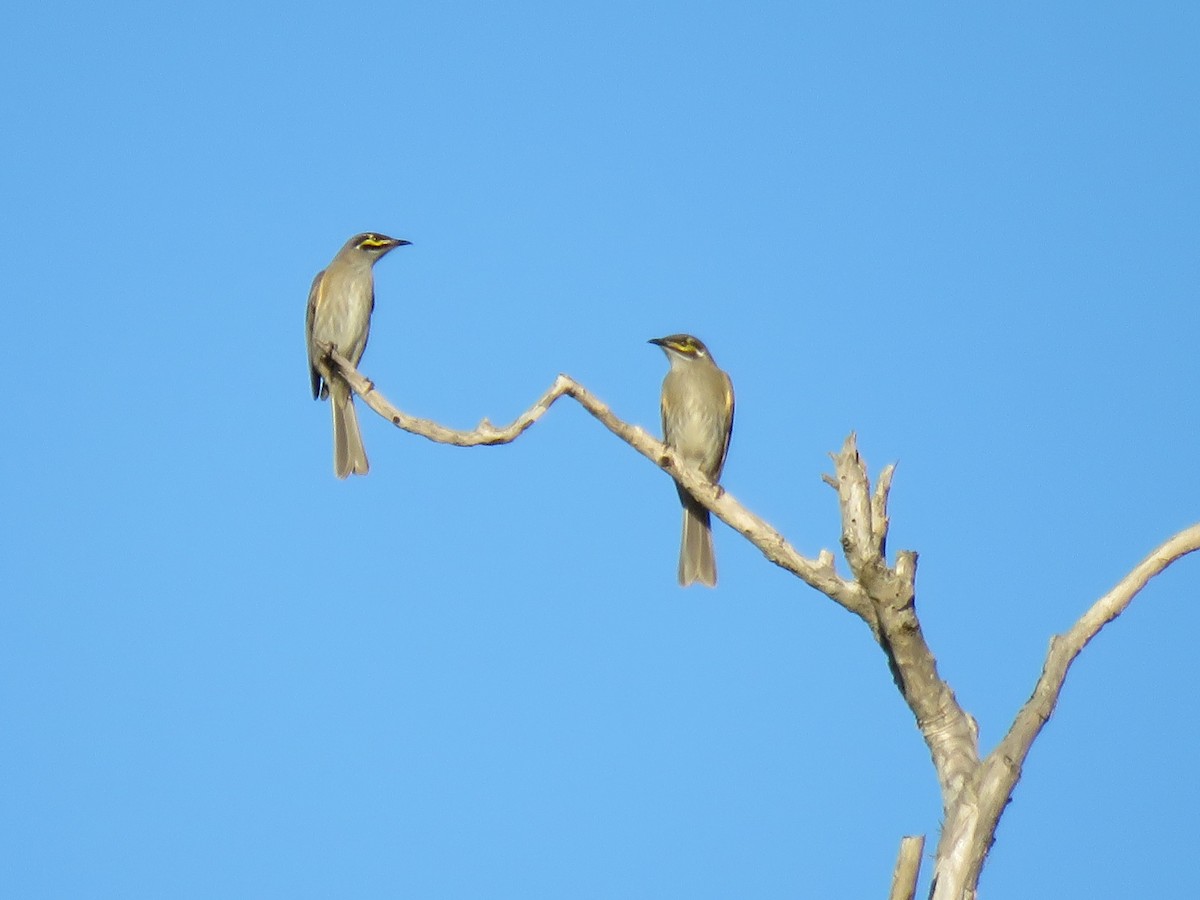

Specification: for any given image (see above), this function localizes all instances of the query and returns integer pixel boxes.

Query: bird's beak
[648,337,666,347]
[392,239,412,248]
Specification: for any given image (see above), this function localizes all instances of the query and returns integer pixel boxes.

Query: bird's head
[649,334,713,364]
[347,232,411,262]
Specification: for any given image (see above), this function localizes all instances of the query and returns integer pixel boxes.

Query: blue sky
[2,2,1197,897]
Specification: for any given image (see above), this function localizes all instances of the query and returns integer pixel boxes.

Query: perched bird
[306,232,410,478]
[649,334,735,587]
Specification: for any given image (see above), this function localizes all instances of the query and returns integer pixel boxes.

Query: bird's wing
[717,372,735,474]
[305,268,325,399]
[659,374,674,444]
[357,282,374,362]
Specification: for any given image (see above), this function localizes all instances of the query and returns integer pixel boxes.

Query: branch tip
[888,834,926,900]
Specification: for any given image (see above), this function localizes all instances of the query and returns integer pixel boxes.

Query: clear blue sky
[3,2,1197,897]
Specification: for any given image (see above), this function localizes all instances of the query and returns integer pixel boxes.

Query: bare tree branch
[928,523,1200,899]
[995,522,1200,770]
[964,523,1200,880]
[322,346,1200,899]
[889,835,926,900]
[822,437,984,900]
[326,347,871,618]
[825,439,980,793]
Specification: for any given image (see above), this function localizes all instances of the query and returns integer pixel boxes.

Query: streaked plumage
[306,232,409,478]
[650,334,735,587]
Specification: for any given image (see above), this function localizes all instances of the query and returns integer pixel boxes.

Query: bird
[649,334,735,587]
[305,232,410,478]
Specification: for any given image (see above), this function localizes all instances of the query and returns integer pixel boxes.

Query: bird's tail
[331,381,369,478]
[679,500,717,587]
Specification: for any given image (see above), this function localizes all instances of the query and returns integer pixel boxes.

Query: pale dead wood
[966,523,1200,884]
[823,438,982,900]
[325,347,870,618]
[995,522,1200,771]
[825,438,980,801]
[889,835,926,900]
[321,346,1200,900]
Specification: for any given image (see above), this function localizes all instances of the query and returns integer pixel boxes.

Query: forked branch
[324,346,1199,900]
